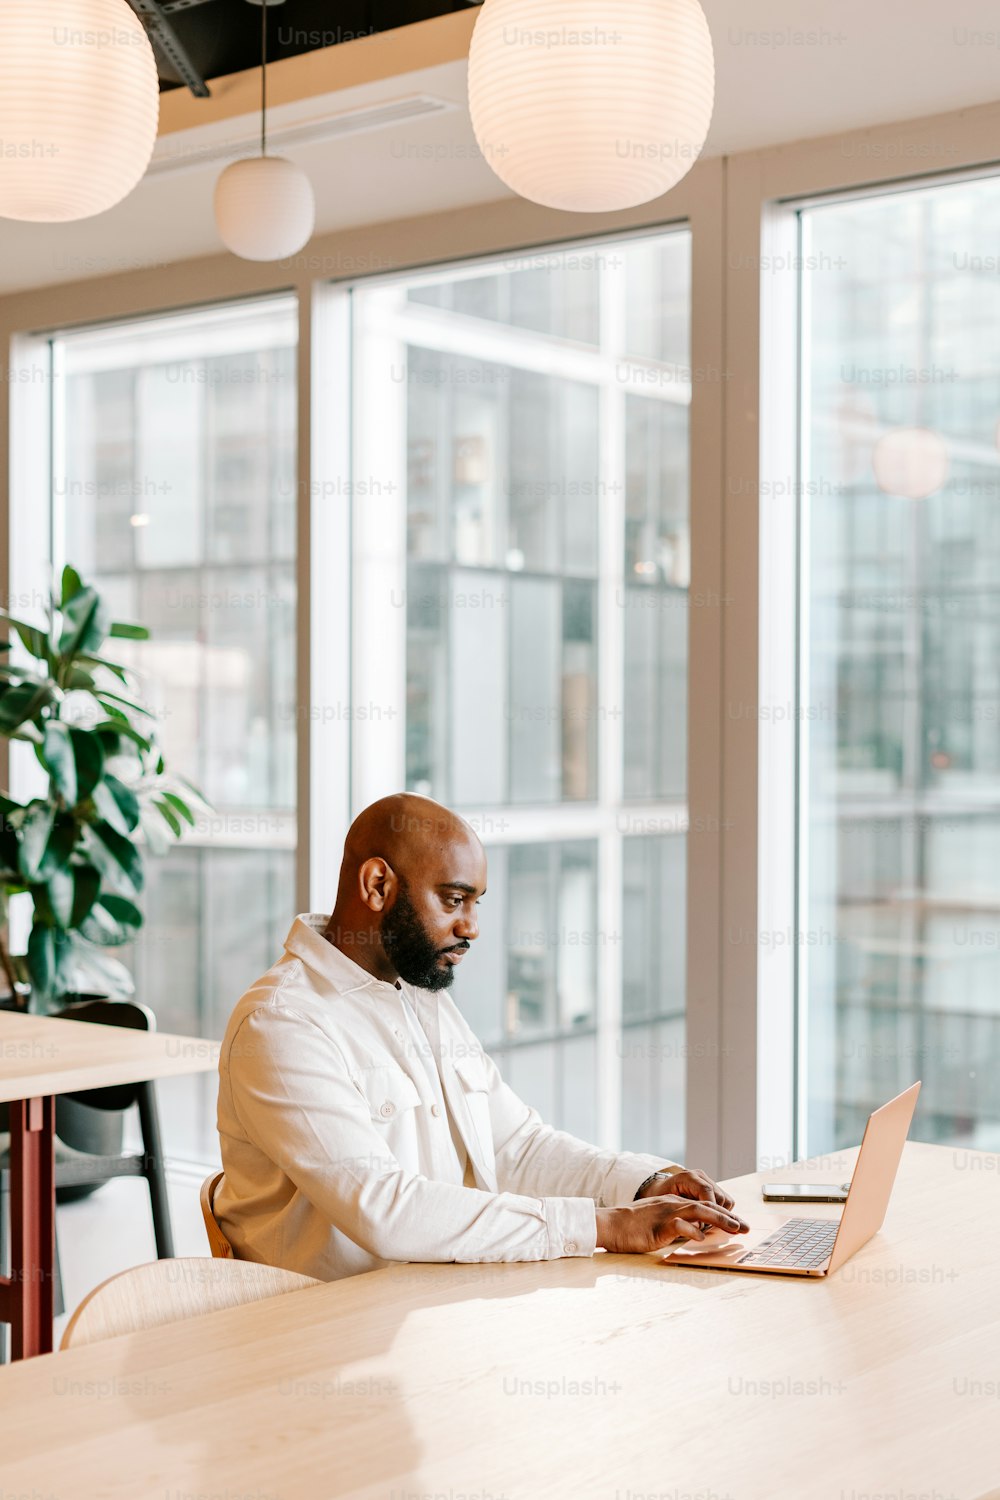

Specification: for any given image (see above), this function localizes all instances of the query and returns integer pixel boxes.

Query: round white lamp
[0,0,158,222]
[214,156,315,260]
[872,427,949,500]
[213,0,314,261]
[468,0,715,213]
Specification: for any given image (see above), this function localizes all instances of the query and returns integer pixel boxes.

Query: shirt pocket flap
[452,1055,491,1094]
[358,1066,422,1122]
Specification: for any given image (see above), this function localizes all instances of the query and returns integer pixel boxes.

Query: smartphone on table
[761,1182,850,1203]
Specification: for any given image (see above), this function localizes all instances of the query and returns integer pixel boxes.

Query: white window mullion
[596,259,628,1152]
[350,287,408,810]
[308,285,354,906]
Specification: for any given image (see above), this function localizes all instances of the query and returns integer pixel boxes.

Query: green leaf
[92,777,137,836]
[41,720,77,804]
[26,923,55,999]
[0,680,54,733]
[45,867,76,927]
[75,653,130,683]
[94,719,151,755]
[108,621,150,641]
[60,566,84,607]
[58,585,109,657]
[95,688,157,720]
[38,816,77,876]
[80,892,143,947]
[64,665,96,692]
[0,614,50,661]
[99,893,143,928]
[70,863,101,927]
[176,774,210,807]
[69,727,105,801]
[104,773,140,832]
[161,791,196,827]
[0,663,50,686]
[90,819,144,895]
[18,802,54,880]
[10,722,43,745]
[154,798,183,837]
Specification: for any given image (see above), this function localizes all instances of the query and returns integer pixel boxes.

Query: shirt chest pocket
[358,1066,422,1125]
[452,1056,495,1165]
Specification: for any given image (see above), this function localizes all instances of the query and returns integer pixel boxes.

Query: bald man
[216,794,747,1279]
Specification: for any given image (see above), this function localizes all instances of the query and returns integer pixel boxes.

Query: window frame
[4,99,997,1173]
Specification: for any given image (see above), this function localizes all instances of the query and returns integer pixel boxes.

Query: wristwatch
[634,1170,672,1200]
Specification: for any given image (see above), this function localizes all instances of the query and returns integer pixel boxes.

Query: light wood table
[0,1140,995,1498]
[0,1010,219,1359]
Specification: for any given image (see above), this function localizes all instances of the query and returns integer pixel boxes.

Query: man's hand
[596,1197,749,1256]
[635,1167,736,1212]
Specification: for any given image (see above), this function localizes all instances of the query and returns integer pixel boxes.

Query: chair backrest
[53,999,156,1112]
[201,1170,235,1259]
[60,1257,319,1349]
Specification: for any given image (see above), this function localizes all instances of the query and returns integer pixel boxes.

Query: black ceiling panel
[132,0,481,94]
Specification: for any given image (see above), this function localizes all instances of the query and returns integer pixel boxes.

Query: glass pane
[58,297,298,1162]
[506,841,598,1038]
[623,390,690,801]
[799,177,1000,1153]
[355,230,691,1149]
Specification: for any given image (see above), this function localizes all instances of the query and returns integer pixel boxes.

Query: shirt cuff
[543,1196,599,1260]
[601,1155,684,1207]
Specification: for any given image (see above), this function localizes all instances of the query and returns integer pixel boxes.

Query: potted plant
[0,565,205,1167]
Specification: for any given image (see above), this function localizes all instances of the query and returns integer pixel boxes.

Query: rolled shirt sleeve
[476,1047,684,1207]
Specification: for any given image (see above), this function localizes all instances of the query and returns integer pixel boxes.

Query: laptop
[662,1081,921,1278]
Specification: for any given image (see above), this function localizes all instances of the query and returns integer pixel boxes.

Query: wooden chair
[60,1257,319,1349]
[200,1170,235,1258]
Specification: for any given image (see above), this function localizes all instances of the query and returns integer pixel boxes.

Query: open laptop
[662,1081,921,1278]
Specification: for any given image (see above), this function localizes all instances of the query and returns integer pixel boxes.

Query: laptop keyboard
[736,1216,839,1269]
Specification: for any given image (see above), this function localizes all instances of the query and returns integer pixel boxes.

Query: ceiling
[1,0,1000,297]
[135,0,481,96]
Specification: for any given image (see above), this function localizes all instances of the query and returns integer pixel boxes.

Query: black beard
[381,882,455,992]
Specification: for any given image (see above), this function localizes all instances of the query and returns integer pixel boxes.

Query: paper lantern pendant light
[872,427,949,500]
[468,0,715,213]
[214,0,314,260]
[0,0,159,223]
[215,156,315,261]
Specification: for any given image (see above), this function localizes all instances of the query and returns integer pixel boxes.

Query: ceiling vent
[148,93,458,175]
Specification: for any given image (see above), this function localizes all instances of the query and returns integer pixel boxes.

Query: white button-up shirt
[216,914,681,1281]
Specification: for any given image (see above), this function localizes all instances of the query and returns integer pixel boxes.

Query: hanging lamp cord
[260,0,267,157]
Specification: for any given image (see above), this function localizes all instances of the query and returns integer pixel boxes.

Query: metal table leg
[0,1096,55,1360]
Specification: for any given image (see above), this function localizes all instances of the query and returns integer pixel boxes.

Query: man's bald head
[337,793,481,895]
[326,794,486,991]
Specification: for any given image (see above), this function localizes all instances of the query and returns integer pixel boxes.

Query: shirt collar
[284,913,401,998]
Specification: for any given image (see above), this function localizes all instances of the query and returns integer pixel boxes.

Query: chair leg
[137,1083,174,1260]
[53,1220,64,1319]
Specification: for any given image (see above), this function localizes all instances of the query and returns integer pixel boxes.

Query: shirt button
[431,1104,441,1118]
[394,1030,404,1041]
[563,1241,578,1255]
[380,1101,394,1118]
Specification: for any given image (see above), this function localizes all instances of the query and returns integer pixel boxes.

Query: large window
[798,175,1000,1154]
[53,298,298,1158]
[347,233,692,1157]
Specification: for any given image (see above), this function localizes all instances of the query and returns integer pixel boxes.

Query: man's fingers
[675,1202,748,1234]
[672,1220,706,1241]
